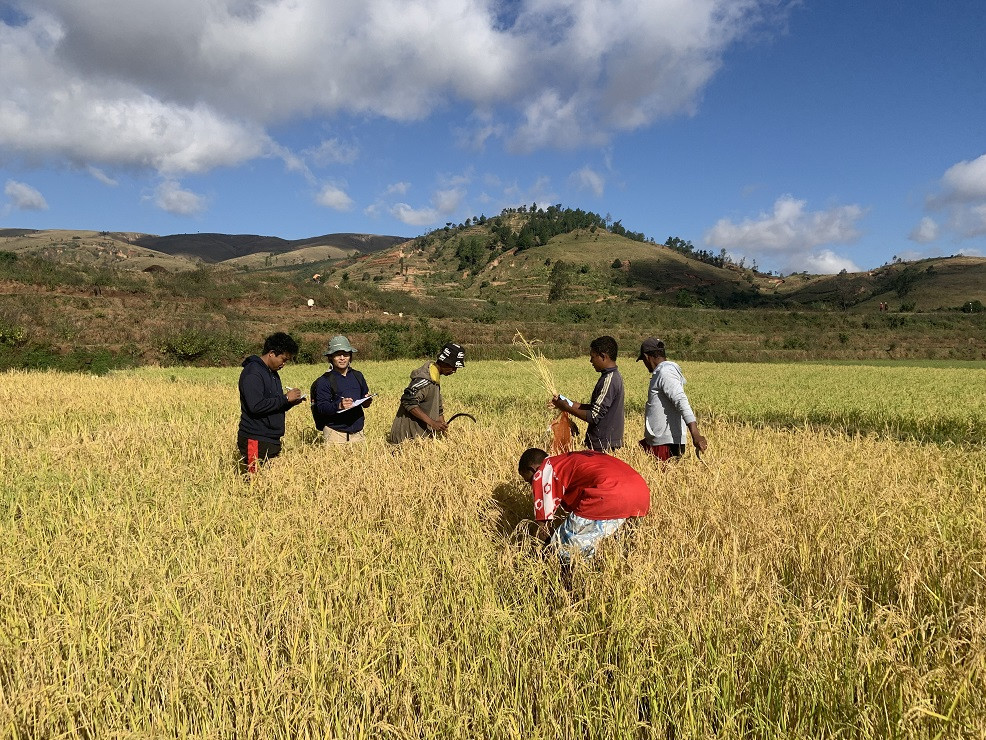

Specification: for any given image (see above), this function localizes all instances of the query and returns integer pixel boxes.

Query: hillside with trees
[1,205,984,372]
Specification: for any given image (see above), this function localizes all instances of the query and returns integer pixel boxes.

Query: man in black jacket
[237,332,305,473]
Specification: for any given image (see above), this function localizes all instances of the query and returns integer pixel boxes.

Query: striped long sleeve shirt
[584,366,624,451]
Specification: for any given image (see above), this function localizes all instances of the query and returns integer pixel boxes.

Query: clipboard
[337,393,377,412]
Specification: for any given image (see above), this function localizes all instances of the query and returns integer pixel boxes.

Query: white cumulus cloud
[570,166,605,197]
[950,203,986,239]
[390,203,440,227]
[925,153,986,240]
[316,184,355,211]
[705,195,865,274]
[455,118,506,151]
[389,185,466,227]
[86,166,118,187]
[385,182,411,196]
[4,179,49,210]
[306,138,359,167]
[908,216,939,244]
[0,10,273,176]
[153,180,206,216]
[433,188,465,214]
[938,154,986,203]
[799,250,860,275]
[0,0,792,179]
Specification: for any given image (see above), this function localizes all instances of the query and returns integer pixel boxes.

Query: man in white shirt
[637,337,708,461]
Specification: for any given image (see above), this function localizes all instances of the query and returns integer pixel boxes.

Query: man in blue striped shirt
[551,335,624,451]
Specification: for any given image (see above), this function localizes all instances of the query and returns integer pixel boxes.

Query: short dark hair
[590,335,618,361]
[262,332,299,357]
[518,447,548,474]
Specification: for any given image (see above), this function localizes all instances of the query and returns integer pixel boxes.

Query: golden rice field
[1,359,984,738]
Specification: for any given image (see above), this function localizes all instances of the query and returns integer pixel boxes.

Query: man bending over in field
[518,448,650,582]
[387,342,465,443]
[237,332,306,474]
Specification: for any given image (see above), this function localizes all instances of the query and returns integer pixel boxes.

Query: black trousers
[237,434,282,474]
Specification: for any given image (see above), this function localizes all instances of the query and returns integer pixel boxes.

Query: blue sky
[1,0,984,274]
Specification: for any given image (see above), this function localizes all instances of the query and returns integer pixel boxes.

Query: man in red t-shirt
[518,448,650,568]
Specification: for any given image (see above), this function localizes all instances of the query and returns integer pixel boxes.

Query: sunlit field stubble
[1,360,984,738]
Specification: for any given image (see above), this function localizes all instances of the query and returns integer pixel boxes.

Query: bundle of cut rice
[513,331,574,453]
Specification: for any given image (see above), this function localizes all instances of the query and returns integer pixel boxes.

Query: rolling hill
[0,228,409,272]
[1,208,984,372]
[132,232,407,263]
[3,214,984,313]
[308,215,986,313]
[0,229,202,272]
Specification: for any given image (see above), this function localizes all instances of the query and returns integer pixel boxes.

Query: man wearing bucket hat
[311,335,373,445]
[387,341,465,443]
[637,337,707,461]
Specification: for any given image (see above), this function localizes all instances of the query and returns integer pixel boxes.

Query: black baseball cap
[637,337,665,361]
[437,342,466,368]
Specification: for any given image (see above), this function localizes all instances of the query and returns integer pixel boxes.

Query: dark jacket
[311,368,370,433]
[387,362,443,443]
[238,355,292,443]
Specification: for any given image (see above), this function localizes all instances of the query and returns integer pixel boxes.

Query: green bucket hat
[324,335,357,356]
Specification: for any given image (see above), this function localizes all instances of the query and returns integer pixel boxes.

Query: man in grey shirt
[637,337,708,461]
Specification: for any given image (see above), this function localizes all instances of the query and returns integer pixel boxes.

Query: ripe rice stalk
[511,330,558,397]
[0,362,984,737]
[513,330,573,452]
